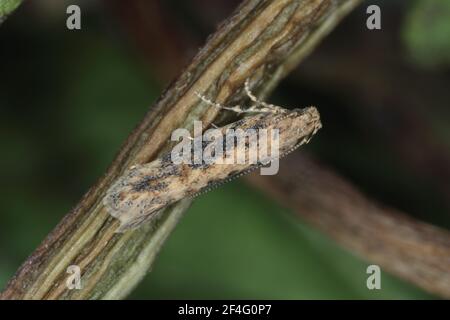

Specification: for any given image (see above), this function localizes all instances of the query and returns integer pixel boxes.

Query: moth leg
[195,91,272,115]
[244,79,283,114]
[195,92,245,114]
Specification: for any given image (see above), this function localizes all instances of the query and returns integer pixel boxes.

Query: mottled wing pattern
[103,159,174,232]
[103,105,321,233]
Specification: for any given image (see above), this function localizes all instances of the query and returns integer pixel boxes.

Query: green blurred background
[1,0,449,299]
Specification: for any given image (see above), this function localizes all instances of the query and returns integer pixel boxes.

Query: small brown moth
[103,80,322,232]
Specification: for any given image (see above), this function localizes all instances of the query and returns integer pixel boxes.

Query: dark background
[1,0,449,299]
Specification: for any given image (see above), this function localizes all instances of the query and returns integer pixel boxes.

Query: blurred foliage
[0,0,447,299]
[403,0,450,68]
[0,0,22,21]
[131,181,431,299]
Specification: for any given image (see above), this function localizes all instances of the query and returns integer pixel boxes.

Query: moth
[103,80,322,232]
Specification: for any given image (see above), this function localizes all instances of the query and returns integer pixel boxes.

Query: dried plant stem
[0,0,361,299]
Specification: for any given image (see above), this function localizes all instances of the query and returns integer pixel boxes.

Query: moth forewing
[103,89,321,232]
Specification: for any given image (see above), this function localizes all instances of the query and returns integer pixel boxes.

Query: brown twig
[246,152,450,298]
[1,0,361,299]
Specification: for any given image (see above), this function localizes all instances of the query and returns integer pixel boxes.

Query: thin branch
[246,152,450,298]
[0,0,361,299]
